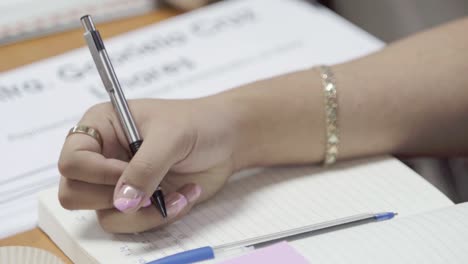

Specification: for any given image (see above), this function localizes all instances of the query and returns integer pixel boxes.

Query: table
[0,8,180,264]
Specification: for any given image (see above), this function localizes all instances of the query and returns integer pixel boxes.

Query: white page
[0,0,157,45]
[293,201,468,264]
[38,157,453,264]
[0,0,388,238]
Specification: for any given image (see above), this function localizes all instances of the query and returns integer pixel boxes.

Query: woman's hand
[58,98,238,233]
[57,68,334,234]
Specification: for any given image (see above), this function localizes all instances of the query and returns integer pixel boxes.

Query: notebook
[294,201,468,263]
[38,157,455,263]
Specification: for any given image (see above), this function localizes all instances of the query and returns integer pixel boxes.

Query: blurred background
[325,0,468,42]
[0,0,159,45]
[2,0,468,45]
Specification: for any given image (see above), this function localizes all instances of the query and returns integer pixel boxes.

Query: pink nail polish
[142,198,152,208]
[186,185,202,203]
[166,193,188,218]
[114,184,145,212]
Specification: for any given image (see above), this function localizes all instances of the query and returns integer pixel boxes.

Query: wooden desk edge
[0,8,181,264]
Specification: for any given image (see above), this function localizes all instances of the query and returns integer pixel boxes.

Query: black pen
[80,15,167,218]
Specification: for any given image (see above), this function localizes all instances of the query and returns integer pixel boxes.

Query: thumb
[113,133,190,213]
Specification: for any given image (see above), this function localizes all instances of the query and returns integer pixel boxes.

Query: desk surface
[0,8,180,264]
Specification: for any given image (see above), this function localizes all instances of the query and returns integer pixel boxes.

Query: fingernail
[166,193,188,218]
[114,184,145,212]
[142,198,152,208]
[186,185,202,203]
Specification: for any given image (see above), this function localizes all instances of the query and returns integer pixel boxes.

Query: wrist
[202,90,256,172]
[220,69,326,170]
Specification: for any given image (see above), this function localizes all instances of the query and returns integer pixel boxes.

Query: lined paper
[38,157,452,264]
[294,202,468,263]
[218,242,309,264]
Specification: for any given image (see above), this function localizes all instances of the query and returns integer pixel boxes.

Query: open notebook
[294,201,468,263]
[38,157,456,263]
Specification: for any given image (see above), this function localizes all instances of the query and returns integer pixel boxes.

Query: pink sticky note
[219,241,310,264]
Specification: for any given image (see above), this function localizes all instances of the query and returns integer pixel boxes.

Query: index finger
[58,103,129,184]
[58,149,127,185]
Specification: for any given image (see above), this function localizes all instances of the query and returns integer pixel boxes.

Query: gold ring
[67,125,103,148]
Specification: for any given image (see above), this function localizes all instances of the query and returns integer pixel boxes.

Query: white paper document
[0,0,385,238]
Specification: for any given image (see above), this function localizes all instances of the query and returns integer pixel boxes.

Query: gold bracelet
[319,65,339,165]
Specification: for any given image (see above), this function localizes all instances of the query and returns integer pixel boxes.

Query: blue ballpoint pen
[148,212,397,264]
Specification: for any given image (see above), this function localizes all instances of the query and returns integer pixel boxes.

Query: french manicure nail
[142,198,152,208]
[114,184,145,212]
[166,193,188,218]
[186,185,202,203]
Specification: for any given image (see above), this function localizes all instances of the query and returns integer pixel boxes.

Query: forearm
[217,17,468,170]
[221,69,324,169]
[336,17,468,158]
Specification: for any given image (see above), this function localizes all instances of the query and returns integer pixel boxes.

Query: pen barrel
[148,246,214,264]
[108,89,142,144]
[80,15,142,145]
[214,213,391,251]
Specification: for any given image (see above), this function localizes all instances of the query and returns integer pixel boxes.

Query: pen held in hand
[80,15,167,218]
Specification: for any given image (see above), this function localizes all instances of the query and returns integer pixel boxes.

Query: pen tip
[152,190,167,218]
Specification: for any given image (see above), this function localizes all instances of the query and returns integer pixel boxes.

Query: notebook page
[38,157,452,264]
[293,202,468,263]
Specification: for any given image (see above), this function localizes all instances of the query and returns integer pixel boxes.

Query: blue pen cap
[374,212,397,221]
[148,246,215,264]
